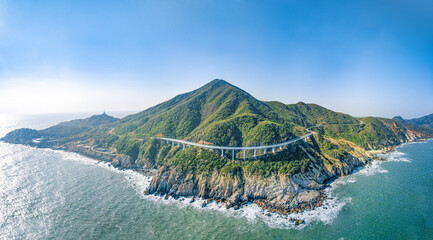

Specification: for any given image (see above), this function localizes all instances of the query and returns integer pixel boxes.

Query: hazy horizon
[1,0,432,119]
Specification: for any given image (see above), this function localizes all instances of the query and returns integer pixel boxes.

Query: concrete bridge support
[243,150,246,160]
[221,149,224,157]
[232,149,235,160]
[254,149,257,158]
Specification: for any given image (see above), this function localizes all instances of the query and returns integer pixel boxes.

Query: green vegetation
[242,158,310,176]
[155,146,312,178]
[114,136,142,160]
[3,79,433,181]
[163,148,228,174]
[108,80,367,149]
[40,113,118,139]
[319,117,413,149]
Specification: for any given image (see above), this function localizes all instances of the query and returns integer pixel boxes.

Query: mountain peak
[194,79,246,97]
[115,78,271,140]
[209,78,229,85]
[296,101,307,107]
[201,79,232,90]
[392,116,405,123]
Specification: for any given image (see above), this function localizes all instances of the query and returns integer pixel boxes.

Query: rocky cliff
[145,137,375,213]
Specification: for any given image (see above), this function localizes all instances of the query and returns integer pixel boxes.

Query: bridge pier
[172,142,174,147]
[272,147,275,153]
[254,149,256,158]
[177,142,180,148]
[280,146,283,151]
[221,149,224,157]
[183,144,185,150]
[243,150,246,160]
[232,149,235,160]
[264,148,267,154]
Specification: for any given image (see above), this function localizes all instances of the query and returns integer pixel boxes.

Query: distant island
[3,79,433,223]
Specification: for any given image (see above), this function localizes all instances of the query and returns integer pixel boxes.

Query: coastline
[0,136,430,229]
[40,138,425,211]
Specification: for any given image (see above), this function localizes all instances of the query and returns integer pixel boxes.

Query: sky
[0,0,432,118]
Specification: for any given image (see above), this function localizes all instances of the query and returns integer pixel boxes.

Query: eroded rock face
[147,144,373,213]
[111,155,132,168]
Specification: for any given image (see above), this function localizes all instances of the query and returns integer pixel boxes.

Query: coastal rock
[295,219,305,225]
[111,155,132,168]
[146,140,369,213]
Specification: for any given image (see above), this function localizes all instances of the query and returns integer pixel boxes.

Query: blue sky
[0,0,432,118]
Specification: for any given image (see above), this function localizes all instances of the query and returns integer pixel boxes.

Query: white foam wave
[128,187,349,230]
[378,150,411,163]
[38,146,401,230]
[358,161,388,176]
[46,148,348,230]
[120,171,350,230]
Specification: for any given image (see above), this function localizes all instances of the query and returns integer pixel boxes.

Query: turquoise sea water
[0,114,432,239]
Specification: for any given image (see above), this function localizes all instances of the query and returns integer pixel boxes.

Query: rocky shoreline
[3,134,430,221]
[139,138,431,216]
[43,139,365,217]
[143,137,377,216]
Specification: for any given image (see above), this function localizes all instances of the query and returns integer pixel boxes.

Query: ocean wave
[358,161,388,176]
[378,150,411,163]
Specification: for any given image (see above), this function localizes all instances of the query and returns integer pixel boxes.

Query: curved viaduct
[158,131,313,160]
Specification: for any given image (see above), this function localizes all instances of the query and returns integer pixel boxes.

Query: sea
[0,113,432,240]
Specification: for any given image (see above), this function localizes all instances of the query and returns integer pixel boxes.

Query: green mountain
[2,79,433,214]
[4,79,432,154]
[111,80,384,147]
[114,79,275,146]
[4,79,432,156]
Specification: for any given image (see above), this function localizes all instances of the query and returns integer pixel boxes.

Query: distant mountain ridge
[2,112,118,145]
[394,114,433,128]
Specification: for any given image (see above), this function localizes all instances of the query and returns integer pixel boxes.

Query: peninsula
[3,79,433,216]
